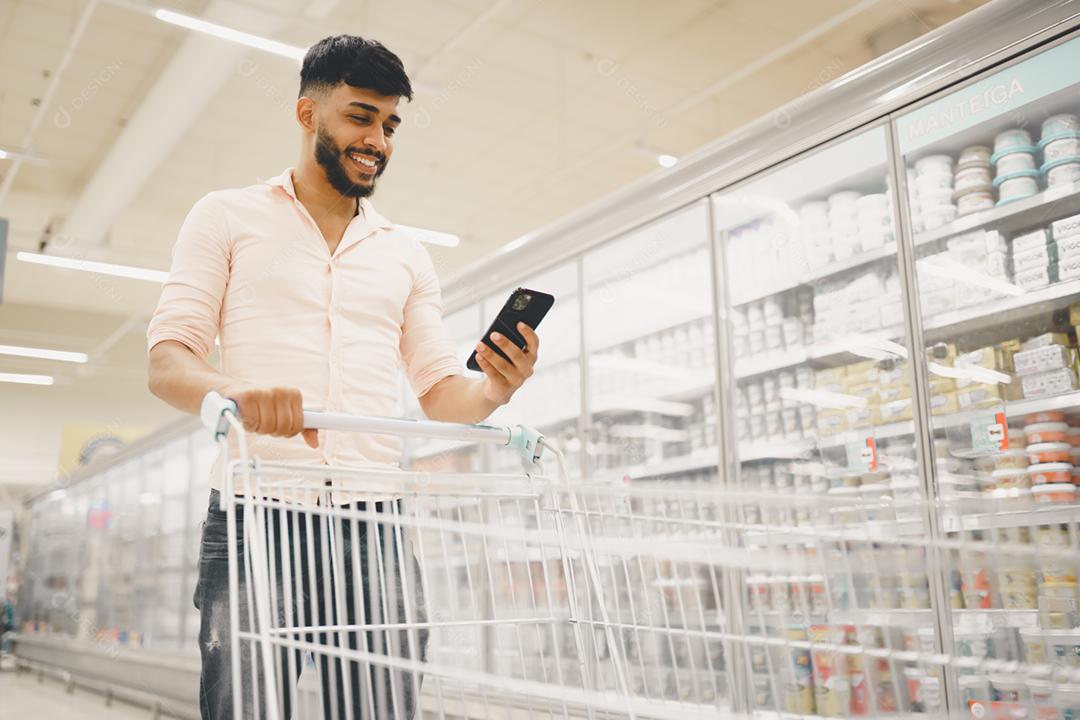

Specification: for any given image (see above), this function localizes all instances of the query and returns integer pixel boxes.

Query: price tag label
[970,412,1009,453]
[845,436,878,472]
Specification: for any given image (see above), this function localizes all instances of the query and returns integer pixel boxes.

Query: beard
[314,125,387,199]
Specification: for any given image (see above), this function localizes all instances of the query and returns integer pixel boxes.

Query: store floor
[0,667,167,719]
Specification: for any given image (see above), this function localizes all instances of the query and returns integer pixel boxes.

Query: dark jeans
[195,490,428,720]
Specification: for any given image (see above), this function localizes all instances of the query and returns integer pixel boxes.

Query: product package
[1014,344,1073,376]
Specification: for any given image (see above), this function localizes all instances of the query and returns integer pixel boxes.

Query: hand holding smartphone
[467,287,554,372]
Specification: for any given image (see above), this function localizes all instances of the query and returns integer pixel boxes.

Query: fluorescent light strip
[154,9,306,61]
[17,252,168,283]
[396,224,461,248]
[0,344,88,363]
[0,146,47,164]
[0,372,54,386]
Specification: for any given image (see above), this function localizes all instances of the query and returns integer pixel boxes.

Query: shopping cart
[198,391,755,720]
[197,392,1080,720]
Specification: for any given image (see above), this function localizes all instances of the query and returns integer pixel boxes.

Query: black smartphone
[467,287,554,372]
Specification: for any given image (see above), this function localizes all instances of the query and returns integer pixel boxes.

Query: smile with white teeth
[349,152,378,170]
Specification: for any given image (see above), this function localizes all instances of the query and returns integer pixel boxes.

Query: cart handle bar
[200,390,545,465]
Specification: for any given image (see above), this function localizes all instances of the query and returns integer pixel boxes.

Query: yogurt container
[1002,586,1039,609]
[1043,114,1080,136]
[955,165,994,191]
[915,173,954,196]
[799,201,829,220]
[915,154,954,175]
[922,206,958,229]
[991,467,1032,489]
[1033,483,1077,504]
[996,150,1038,175]
[1045,631,1080,669]
[1020,628,1048,663]
[828,190,861,209]
[1047,161,1080,187]
[993,449,1030,470]
[1029,443,1073,464]
[994,170,1040,203]
[1030,463,1074,485]
[855,193,889,213]
[1044,135,1080,163]
[1028,411,1068,424]
[956,188,995,215]
[995,128,1034,152]
[959,145,993,166]
[1027,423,1071,444]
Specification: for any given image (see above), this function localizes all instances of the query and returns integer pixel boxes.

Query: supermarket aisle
[0,669,163,719]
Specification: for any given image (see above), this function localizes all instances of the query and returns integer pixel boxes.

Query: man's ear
[296,96,317,133]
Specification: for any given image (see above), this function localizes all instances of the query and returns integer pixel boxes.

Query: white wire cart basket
[200,392,1080,720]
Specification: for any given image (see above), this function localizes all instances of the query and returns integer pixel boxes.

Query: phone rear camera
[512,294,532,311]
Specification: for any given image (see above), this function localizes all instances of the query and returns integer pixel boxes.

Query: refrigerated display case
[434,7,1080,716]
[712,124,948,717]
[484,260,584,478]
[895,32,1080,719]
[17,419,211,654]
[582,202,718,483]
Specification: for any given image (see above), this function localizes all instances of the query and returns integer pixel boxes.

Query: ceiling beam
[55,0,317,249]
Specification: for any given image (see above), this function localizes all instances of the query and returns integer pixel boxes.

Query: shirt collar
[265,168,395,230]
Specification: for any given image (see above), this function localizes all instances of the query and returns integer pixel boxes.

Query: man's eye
[385,126,397,137]
[348,115,370,124]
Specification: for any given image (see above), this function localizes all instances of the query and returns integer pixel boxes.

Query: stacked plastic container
[1040,114,1080,189]
[910,155,956,230]
[953,145,995,215]
[992,128,1040,205]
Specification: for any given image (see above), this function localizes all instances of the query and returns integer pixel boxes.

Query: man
[147,35,539,719]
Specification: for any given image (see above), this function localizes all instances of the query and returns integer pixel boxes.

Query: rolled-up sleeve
[400,243,464,397]
[146,193,230,360]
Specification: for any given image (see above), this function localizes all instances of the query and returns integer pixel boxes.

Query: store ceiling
[0,0,987,491]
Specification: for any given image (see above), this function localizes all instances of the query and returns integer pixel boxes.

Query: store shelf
[737,277,1079,383]
[914,182,1080,247]
[953,609,1038,630]
[735,326,907,379]
[816,421,914,450]
[924,280,1080,342]
[942,503,1080,532]
[744,517,926,545]
[938,390,1080,431]
[732,242,898,306]
[596,448,720,482]
[833,608,933,628]
[738,440,814,463]
[739,391,1080,463]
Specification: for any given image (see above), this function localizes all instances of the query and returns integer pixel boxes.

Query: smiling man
[146,35,539,720]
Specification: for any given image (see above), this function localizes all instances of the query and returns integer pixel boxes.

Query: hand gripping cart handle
[200,390,547,469]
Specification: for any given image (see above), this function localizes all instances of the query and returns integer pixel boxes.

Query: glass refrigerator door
[896,33,1080,719]
[582,201,717,483]
[714,125,942,716]
[483,260,582,478]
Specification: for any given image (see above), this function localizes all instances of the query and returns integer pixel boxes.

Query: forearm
[147,340,244,415]
[419,375,502,424]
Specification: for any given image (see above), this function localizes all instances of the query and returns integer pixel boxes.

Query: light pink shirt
[148,168,463,502]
